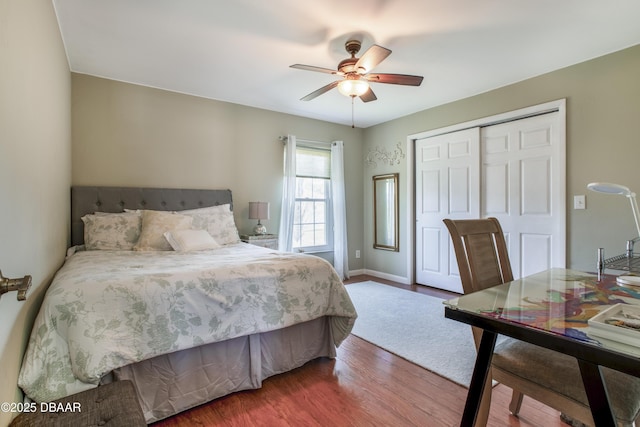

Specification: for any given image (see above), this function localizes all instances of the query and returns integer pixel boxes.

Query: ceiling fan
[290,39,423,103]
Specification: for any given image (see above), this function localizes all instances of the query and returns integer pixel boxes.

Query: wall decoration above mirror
[365,142,405,168]
[373,173,399,251]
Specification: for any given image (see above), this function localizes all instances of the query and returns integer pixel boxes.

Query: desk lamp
[588,181,640,277]
[587,182,640,240]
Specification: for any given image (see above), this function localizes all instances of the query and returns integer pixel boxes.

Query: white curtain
[278,135,296,252]
[331,140,349,280]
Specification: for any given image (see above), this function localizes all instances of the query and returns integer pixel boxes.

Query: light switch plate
[574,195,586,210]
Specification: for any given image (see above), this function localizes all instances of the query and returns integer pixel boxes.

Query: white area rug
[346,281,477,387]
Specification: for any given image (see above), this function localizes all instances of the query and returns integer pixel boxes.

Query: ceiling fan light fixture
[291,39,422,104]
[337,79,369,97]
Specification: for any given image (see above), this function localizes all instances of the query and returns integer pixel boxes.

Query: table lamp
[248,202,269,235]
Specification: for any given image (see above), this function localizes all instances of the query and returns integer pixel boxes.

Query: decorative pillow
[134,210,193,251]
[82,212,141,250]
[179,204,240,245]
[164,229,221,252]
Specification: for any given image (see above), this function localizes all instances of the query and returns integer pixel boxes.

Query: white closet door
[414,110,565,292]
[482,111,565,279]
[415,128,480,293]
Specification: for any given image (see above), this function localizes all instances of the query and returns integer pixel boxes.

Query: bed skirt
[108,317,335,423]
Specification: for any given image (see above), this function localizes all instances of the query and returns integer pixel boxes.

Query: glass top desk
[444,268,640,427]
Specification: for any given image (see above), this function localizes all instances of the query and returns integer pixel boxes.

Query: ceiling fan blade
[365,73,424,86]
[290,64,341,75]
[354,45,391,73]
[359,87,377,103]
[300,81,339,101]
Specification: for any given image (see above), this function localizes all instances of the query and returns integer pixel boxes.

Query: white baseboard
[361,269,412,285]
[347,269,365,277]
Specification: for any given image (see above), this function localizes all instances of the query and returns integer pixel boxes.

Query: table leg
[577,360,616,427]
[460,330,497,427]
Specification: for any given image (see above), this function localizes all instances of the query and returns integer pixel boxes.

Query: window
[293,146,332,252]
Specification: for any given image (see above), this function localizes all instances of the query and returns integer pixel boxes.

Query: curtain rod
[278,136,330,146]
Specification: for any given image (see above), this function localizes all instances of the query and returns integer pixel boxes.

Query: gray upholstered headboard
[71,186,233,247]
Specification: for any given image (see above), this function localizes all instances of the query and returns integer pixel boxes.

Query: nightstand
[240,234,278,249]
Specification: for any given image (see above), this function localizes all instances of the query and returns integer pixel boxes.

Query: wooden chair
[443,217,640,427]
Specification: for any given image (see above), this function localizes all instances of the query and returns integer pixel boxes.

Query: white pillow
[179,204,240,245]
[134,210,193,251]
[164,229,221,252]
[82,212,141,250]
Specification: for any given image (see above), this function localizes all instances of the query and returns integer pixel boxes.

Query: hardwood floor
[153,275,569,427]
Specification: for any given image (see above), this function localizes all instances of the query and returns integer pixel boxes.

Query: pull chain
[351,96,355,128]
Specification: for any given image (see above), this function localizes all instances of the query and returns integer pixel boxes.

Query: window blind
[295,146,330,179]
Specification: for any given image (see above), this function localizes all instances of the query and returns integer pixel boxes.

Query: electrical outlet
[355,250,361,259]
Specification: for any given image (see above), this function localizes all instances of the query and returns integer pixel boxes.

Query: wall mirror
[373,173,399,251]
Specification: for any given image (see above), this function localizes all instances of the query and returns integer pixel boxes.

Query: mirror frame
[373,173,399,251]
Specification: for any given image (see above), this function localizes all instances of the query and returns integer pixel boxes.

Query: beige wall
[0,0,71,425]
[363,44,640,280]
[71,74,365,270]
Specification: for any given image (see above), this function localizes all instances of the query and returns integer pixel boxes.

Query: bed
[18,186,357,423]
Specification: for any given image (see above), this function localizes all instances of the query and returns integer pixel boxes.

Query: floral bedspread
[18,243,356,402]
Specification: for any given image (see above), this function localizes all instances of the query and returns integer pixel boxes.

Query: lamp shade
[248,202,270,220]
[587,182,633,196]
[338,79,369,97]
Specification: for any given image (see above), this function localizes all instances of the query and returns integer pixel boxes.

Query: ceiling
[53,0,640,128]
